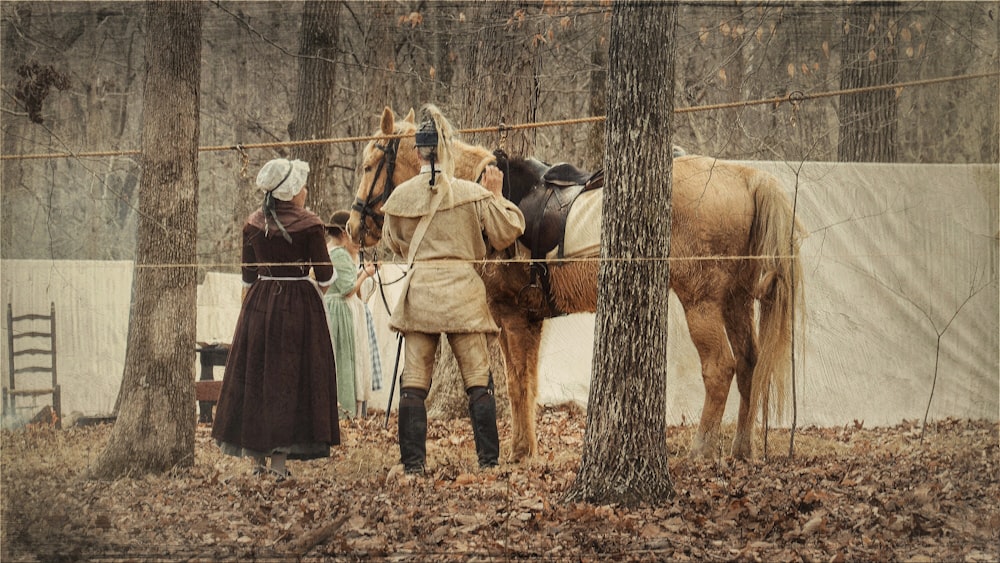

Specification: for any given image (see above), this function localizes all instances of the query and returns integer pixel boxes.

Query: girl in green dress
[324,211,376,418]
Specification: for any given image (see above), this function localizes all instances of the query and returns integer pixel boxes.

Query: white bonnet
[256,158,310,201]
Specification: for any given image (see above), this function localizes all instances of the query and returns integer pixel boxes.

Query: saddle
[514,161,604,320]
[518,163,604,260]
[542,162,594,188]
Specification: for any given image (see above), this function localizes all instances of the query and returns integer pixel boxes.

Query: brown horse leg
[724,293,757,459]
[493,304,543,462]
[685,301,738,458]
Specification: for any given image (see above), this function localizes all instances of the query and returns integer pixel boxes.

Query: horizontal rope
[107,251,892,271]
[2,71,995,162]
[672,70,999,114]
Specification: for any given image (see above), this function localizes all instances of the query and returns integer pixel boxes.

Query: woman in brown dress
[213,158,339,480]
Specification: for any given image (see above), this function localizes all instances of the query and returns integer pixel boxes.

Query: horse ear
[403,108,416,124]
[380,107,395,135]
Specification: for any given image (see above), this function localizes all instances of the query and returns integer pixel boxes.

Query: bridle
[350,136,405,313]
[351,136,401,247]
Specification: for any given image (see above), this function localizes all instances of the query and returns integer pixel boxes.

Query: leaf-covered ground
[2,405,998,562]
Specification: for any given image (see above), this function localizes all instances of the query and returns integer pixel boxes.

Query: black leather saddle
[518,163,603,260]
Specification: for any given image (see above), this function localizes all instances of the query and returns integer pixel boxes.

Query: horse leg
[685,301,738,458]
[492,304,543,462]
[723,293,757,459]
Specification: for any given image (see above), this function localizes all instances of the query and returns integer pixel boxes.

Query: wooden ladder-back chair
[4,302,61,428]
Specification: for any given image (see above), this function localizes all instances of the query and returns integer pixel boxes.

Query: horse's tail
[748,170,805,435]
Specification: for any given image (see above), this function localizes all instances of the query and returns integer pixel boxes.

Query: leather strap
[392,179,448,320]
[406,180,447,267]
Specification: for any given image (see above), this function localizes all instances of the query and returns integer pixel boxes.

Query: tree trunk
[356,2,399,109]
[289,1,342,218]
[565,0,675,506]
[462,1,540,155]
[428,5,458,102]
[837,2,899,162]
[90,1,202,480]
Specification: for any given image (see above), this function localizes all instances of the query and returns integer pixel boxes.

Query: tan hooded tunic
[382,171,525,334]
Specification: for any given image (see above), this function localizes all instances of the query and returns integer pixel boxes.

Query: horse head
[347,107,421,248]
[349,107,503,248]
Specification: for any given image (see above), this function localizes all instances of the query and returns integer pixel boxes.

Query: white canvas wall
[1,260,132,418]
[2,162,997,427]
[536,162,999,426]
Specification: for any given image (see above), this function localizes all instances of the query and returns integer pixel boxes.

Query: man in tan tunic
[382,105,525,473]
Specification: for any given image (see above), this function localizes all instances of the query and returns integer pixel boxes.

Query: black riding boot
[467,386,500,469]
[398,388,428,474]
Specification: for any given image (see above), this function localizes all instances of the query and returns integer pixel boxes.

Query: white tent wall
[0,265,248,419]
[196,272,245,347]
[1,260,132,419]
[770,161,998,425]
[2,162,997,426]
[537,162,999,427]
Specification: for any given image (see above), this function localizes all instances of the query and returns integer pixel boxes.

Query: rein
[368,260,408,314]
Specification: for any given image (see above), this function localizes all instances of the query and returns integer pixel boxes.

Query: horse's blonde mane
[455,140,497,182]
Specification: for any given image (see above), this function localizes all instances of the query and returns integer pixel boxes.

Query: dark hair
[325,210,350,237]
[416,115,440,184]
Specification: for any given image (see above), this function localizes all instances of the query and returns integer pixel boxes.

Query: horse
[349,107,804,461]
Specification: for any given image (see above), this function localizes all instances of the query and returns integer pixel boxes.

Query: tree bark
[356,1,399,110]
[290,0,342,218]
[90,1,202,480]
[463,1,540,155]
[565,0,675,506]
[837,2,899,162]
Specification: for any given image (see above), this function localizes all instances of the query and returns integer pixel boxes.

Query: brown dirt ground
[2,405,998,562]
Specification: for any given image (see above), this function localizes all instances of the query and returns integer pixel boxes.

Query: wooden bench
[195,344,229,424]
[195,380,223,402]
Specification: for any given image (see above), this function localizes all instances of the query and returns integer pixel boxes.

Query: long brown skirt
[212,279,340,460]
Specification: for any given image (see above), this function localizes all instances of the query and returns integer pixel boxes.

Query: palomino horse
[349,107,804,461]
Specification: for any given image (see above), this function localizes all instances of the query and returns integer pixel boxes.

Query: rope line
[673,70,999,114]
[2,71,995,162]
[115,252,904,270]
